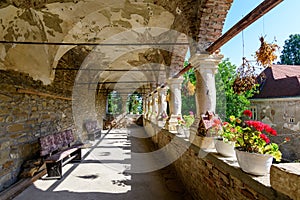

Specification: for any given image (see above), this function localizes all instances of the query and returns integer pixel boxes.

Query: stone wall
[0,70,74,192]
[144,121,291,200]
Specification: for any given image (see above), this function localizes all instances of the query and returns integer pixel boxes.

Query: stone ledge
[270,163,300,200]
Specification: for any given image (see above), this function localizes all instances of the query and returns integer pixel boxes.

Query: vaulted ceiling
[0,0,233,95]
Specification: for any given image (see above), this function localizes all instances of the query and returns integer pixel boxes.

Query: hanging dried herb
[255,36,279,67]
[187,80,195,96]
[233,57,257,94]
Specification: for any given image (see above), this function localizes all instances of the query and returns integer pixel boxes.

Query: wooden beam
[206,0,284,53]
[16,88,72,101]
[0,170,46,200]
[150,63,193,92]
[172,63,192,79]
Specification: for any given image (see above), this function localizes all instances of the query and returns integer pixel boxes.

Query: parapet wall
[144,120,296,200]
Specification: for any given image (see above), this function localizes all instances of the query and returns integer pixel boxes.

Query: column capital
[157,86,169,94]
[167,76,184,86]
[189,53,223,74]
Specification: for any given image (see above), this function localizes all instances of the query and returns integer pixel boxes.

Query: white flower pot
[215,139,235,157]
[235,149,273,176]
[176,126,190,138]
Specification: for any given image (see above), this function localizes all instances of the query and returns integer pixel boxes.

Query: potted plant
[177,111,194,138]
[214,118,238,157]
[230,110,287,175]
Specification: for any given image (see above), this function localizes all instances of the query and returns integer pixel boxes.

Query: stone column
[189,53,223,137]
[147,94,152,120]
[166,77,184,131]
[143,96,147,118]
[151,91,159,124]
[121,96,128,114]
[157,86,168,127]
[97,93,108,130]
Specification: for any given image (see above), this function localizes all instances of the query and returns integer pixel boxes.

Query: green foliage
[107,91,122,114]
[128,93,142,114]
[181,94,196,115]
[216,59,257,121]
[280,34,300,65]
[183,113,195,127]
[181,60,196,115]
[183,61,196,85]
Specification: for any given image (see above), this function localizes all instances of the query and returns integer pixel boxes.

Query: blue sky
[221,0,300,68]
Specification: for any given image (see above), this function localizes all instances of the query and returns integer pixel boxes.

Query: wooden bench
[39,129,83,179]
[84,120,101,141]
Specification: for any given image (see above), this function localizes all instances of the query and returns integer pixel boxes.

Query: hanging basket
[233,58,257,94]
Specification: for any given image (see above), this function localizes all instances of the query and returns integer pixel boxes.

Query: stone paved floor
[14,125,193,200]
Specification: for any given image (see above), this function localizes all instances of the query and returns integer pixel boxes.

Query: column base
[150,114,158,124]
[189,131,215,149]
[188,116,215,149]
[157,120,166,128]
[165,114,181,132]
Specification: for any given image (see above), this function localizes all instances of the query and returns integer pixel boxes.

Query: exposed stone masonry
[0,70,74,191]
[145,122,291,200]
[0,0,236,193]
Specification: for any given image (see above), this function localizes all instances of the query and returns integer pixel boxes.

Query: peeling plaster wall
[0,47,84,192]
[251,98,300,161]
[0,0,235,192]
[0,0,175,84]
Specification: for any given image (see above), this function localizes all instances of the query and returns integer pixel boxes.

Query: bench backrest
[85,120,98,133]
[39,129,74,156]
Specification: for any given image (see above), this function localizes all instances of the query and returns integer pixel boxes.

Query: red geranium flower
[243,110,253,118]
[222,122,229,126]
[270,129,277,136]
[264,124,273,133]
[213,119,221,125]
[259,133,270,144]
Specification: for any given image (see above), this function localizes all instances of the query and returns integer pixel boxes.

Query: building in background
[250,65,300,161]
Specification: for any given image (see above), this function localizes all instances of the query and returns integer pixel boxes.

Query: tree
[181,60,196,115]
[280,34,300,65]
[215,59,257,121]
[107,91,122,114]
[128,93,142,114]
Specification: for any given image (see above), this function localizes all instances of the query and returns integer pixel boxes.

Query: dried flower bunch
[255,36,279,67]
[187,80,195,96]
[233,57,257,94]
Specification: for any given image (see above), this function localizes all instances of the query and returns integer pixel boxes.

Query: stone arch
[195,0,233,54]
[50,2,176,80]
[168,33,189,77]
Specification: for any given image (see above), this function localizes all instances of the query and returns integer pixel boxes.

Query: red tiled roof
[252,65,300,98]
[271,65,300,81]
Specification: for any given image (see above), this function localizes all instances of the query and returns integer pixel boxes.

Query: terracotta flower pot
[235,149,273,176]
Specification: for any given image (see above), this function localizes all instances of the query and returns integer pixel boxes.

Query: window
[250,106,257,120]
[289,117,295,123]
